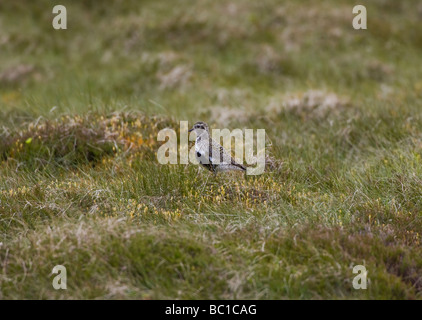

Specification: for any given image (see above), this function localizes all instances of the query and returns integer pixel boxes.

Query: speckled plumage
[189,121,246,173]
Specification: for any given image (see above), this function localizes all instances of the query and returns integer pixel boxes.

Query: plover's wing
[208,139,228,163]
[210,138,246,170]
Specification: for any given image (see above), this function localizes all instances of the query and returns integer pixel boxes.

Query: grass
[0,0,421,299]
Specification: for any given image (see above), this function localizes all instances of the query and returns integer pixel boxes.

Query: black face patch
[196,151,201,158]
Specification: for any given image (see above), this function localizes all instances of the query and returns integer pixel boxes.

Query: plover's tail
[232,162,246,171]
[215,162,246,172]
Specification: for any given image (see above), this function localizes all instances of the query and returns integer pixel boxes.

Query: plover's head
[188,121,209,135]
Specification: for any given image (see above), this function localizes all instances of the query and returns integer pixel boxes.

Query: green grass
[0,0,421,299]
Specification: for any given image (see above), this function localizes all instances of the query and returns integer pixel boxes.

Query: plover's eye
[196,151,201,157]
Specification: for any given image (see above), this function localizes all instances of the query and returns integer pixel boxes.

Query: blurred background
[1,0,421,123]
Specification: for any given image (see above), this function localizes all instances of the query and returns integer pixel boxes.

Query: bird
[188,121,246,174]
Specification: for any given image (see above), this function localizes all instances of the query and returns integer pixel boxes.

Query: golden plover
[189,121,246,174]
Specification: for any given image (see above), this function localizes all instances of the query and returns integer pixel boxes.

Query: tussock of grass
[0,112,177,169]
[0,219,231,299]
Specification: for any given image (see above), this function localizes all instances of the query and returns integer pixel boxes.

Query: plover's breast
[195,140,209,165]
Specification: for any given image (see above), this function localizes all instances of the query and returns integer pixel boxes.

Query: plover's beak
[188,128,194,132]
